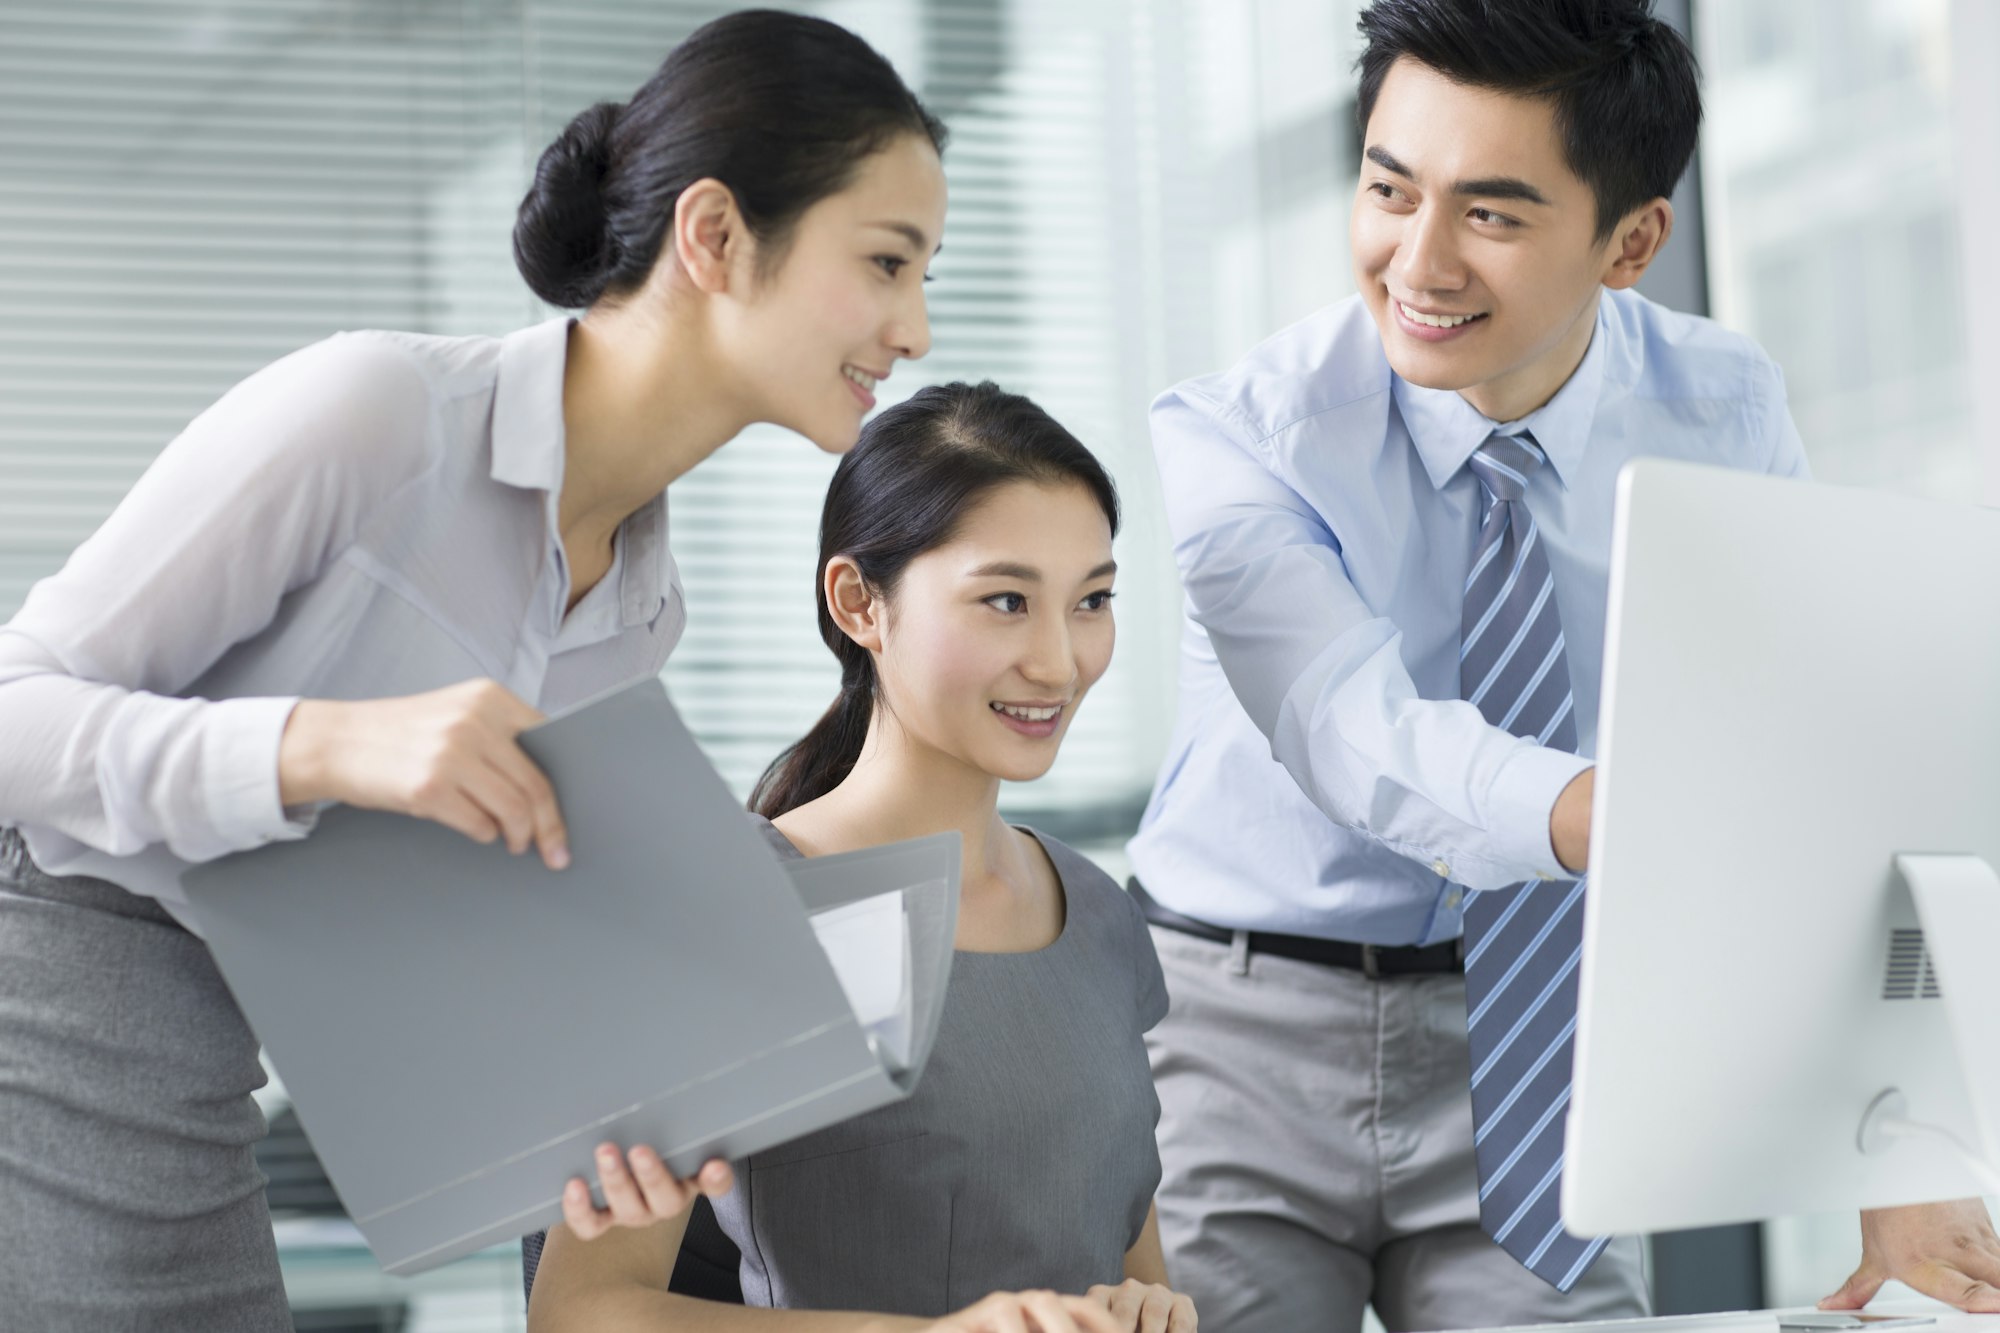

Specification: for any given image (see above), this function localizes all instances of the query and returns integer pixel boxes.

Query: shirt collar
[1391,291,1609,492]
[491,315,672,630]
[489,316,574,493]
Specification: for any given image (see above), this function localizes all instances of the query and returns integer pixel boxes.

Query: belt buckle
[1361,942,1381,980]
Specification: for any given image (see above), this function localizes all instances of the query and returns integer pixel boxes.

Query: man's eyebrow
[1365,145,1414,178]
[868,220,943,255]
[1364,146,1551,207]
[1451,176,1550,206]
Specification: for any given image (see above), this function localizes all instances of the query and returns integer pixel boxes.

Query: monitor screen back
[1567,459,2000,1235]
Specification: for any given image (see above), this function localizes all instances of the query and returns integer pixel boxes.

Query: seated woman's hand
[559,1140,734,1240]
[1084,1278,1197,1333]
[925,1290,1125,1333]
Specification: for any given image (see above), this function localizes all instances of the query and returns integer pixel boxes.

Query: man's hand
[1550,767,1594,874]
[1820,1200,2000,1312]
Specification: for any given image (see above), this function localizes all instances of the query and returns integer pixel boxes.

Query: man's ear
[1601,197,1674,291]
[667,178,745,295]
[824,556,885,653]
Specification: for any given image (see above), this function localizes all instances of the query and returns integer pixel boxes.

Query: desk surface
[1473,1299,1994,1333]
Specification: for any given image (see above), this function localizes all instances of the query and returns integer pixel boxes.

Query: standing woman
[0,11,945,1330]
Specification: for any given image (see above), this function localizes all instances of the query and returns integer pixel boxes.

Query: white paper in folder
[810,891,914,1072]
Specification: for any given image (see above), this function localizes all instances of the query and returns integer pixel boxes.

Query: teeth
[842,366,877,391]
[992,702,1061,723]
[1400,302,1480,329]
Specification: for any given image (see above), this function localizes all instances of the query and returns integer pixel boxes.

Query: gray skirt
[0,827,290,1330]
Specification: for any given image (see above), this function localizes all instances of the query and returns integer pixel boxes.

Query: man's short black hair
[1355,0,1702,242]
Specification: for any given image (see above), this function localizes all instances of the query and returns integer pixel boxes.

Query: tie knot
[1467,432,1545,503]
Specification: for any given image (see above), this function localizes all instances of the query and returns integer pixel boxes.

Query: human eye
[1469,207,1519,228]
[874,254,909,278]
[1367,180,1411,206]
[983,591,1027,614]
[1078,589,1116,613]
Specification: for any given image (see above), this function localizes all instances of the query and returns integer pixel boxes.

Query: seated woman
[527,382,1195,1333]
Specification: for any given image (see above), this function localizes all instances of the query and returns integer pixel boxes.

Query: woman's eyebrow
[966,561,1040,581]
[867,220,942,255]
[964,560,1118,582]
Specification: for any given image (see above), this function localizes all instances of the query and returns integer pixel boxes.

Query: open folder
[181,678,960,1276]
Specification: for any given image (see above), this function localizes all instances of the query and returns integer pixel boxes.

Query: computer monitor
[1564,459,2000,1238]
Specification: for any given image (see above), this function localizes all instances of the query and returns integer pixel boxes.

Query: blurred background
[0,0,1993,1328]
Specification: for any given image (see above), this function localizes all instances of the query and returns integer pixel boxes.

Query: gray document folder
[181,678,959,1276]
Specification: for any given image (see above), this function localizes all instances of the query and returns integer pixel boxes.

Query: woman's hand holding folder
[279,678,572,869]
[562,1140,736,1241]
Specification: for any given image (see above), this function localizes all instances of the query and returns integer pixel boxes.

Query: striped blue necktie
[1458,431,1607,1291]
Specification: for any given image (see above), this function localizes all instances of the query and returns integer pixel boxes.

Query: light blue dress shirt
[1127,288,1809,945]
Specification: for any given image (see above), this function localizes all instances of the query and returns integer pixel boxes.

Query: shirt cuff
[1487,742,1593,882]
[201,696,317,850]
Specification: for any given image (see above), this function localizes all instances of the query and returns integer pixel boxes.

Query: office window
[1698,0,1974,498]
[0,0,1205,841]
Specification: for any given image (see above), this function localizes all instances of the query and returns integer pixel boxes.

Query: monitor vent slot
[1882,928,1942,1000]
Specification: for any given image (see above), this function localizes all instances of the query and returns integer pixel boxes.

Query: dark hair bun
[513,101,623,309]
[510,13,944,313]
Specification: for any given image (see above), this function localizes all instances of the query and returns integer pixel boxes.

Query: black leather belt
[1129,877,1464,977]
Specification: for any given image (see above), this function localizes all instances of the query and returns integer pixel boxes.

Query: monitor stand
[1855,856,2000,1200]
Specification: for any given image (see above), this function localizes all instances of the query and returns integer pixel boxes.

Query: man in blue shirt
[1130,1,2000,1329]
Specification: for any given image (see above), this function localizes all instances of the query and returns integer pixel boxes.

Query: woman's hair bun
[512,101,624,309]
[513,13,945,313]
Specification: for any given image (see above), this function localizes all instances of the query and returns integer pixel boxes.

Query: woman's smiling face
[842,477,1117,783]
[721,132,948,452]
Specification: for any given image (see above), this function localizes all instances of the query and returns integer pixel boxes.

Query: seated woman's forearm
[1122,1202,1170,1286]
[530,1286,926,1333]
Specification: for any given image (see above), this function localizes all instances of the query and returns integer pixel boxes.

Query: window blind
[0,0,1172,828]
[0,0,531,612]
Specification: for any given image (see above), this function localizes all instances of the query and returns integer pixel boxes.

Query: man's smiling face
[1351,57,1653,422]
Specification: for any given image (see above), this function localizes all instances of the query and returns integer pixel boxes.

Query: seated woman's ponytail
[750,382,1120,819]
[752,660,877,820]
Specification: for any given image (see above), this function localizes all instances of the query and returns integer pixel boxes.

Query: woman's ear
[824,557,885,652]
[667,177,744,295]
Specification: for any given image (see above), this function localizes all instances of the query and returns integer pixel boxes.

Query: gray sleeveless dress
[709,820,1169,1316]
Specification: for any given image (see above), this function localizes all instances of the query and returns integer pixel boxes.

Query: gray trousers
[1147,924,1650,1333]
[0,828,291,1331]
